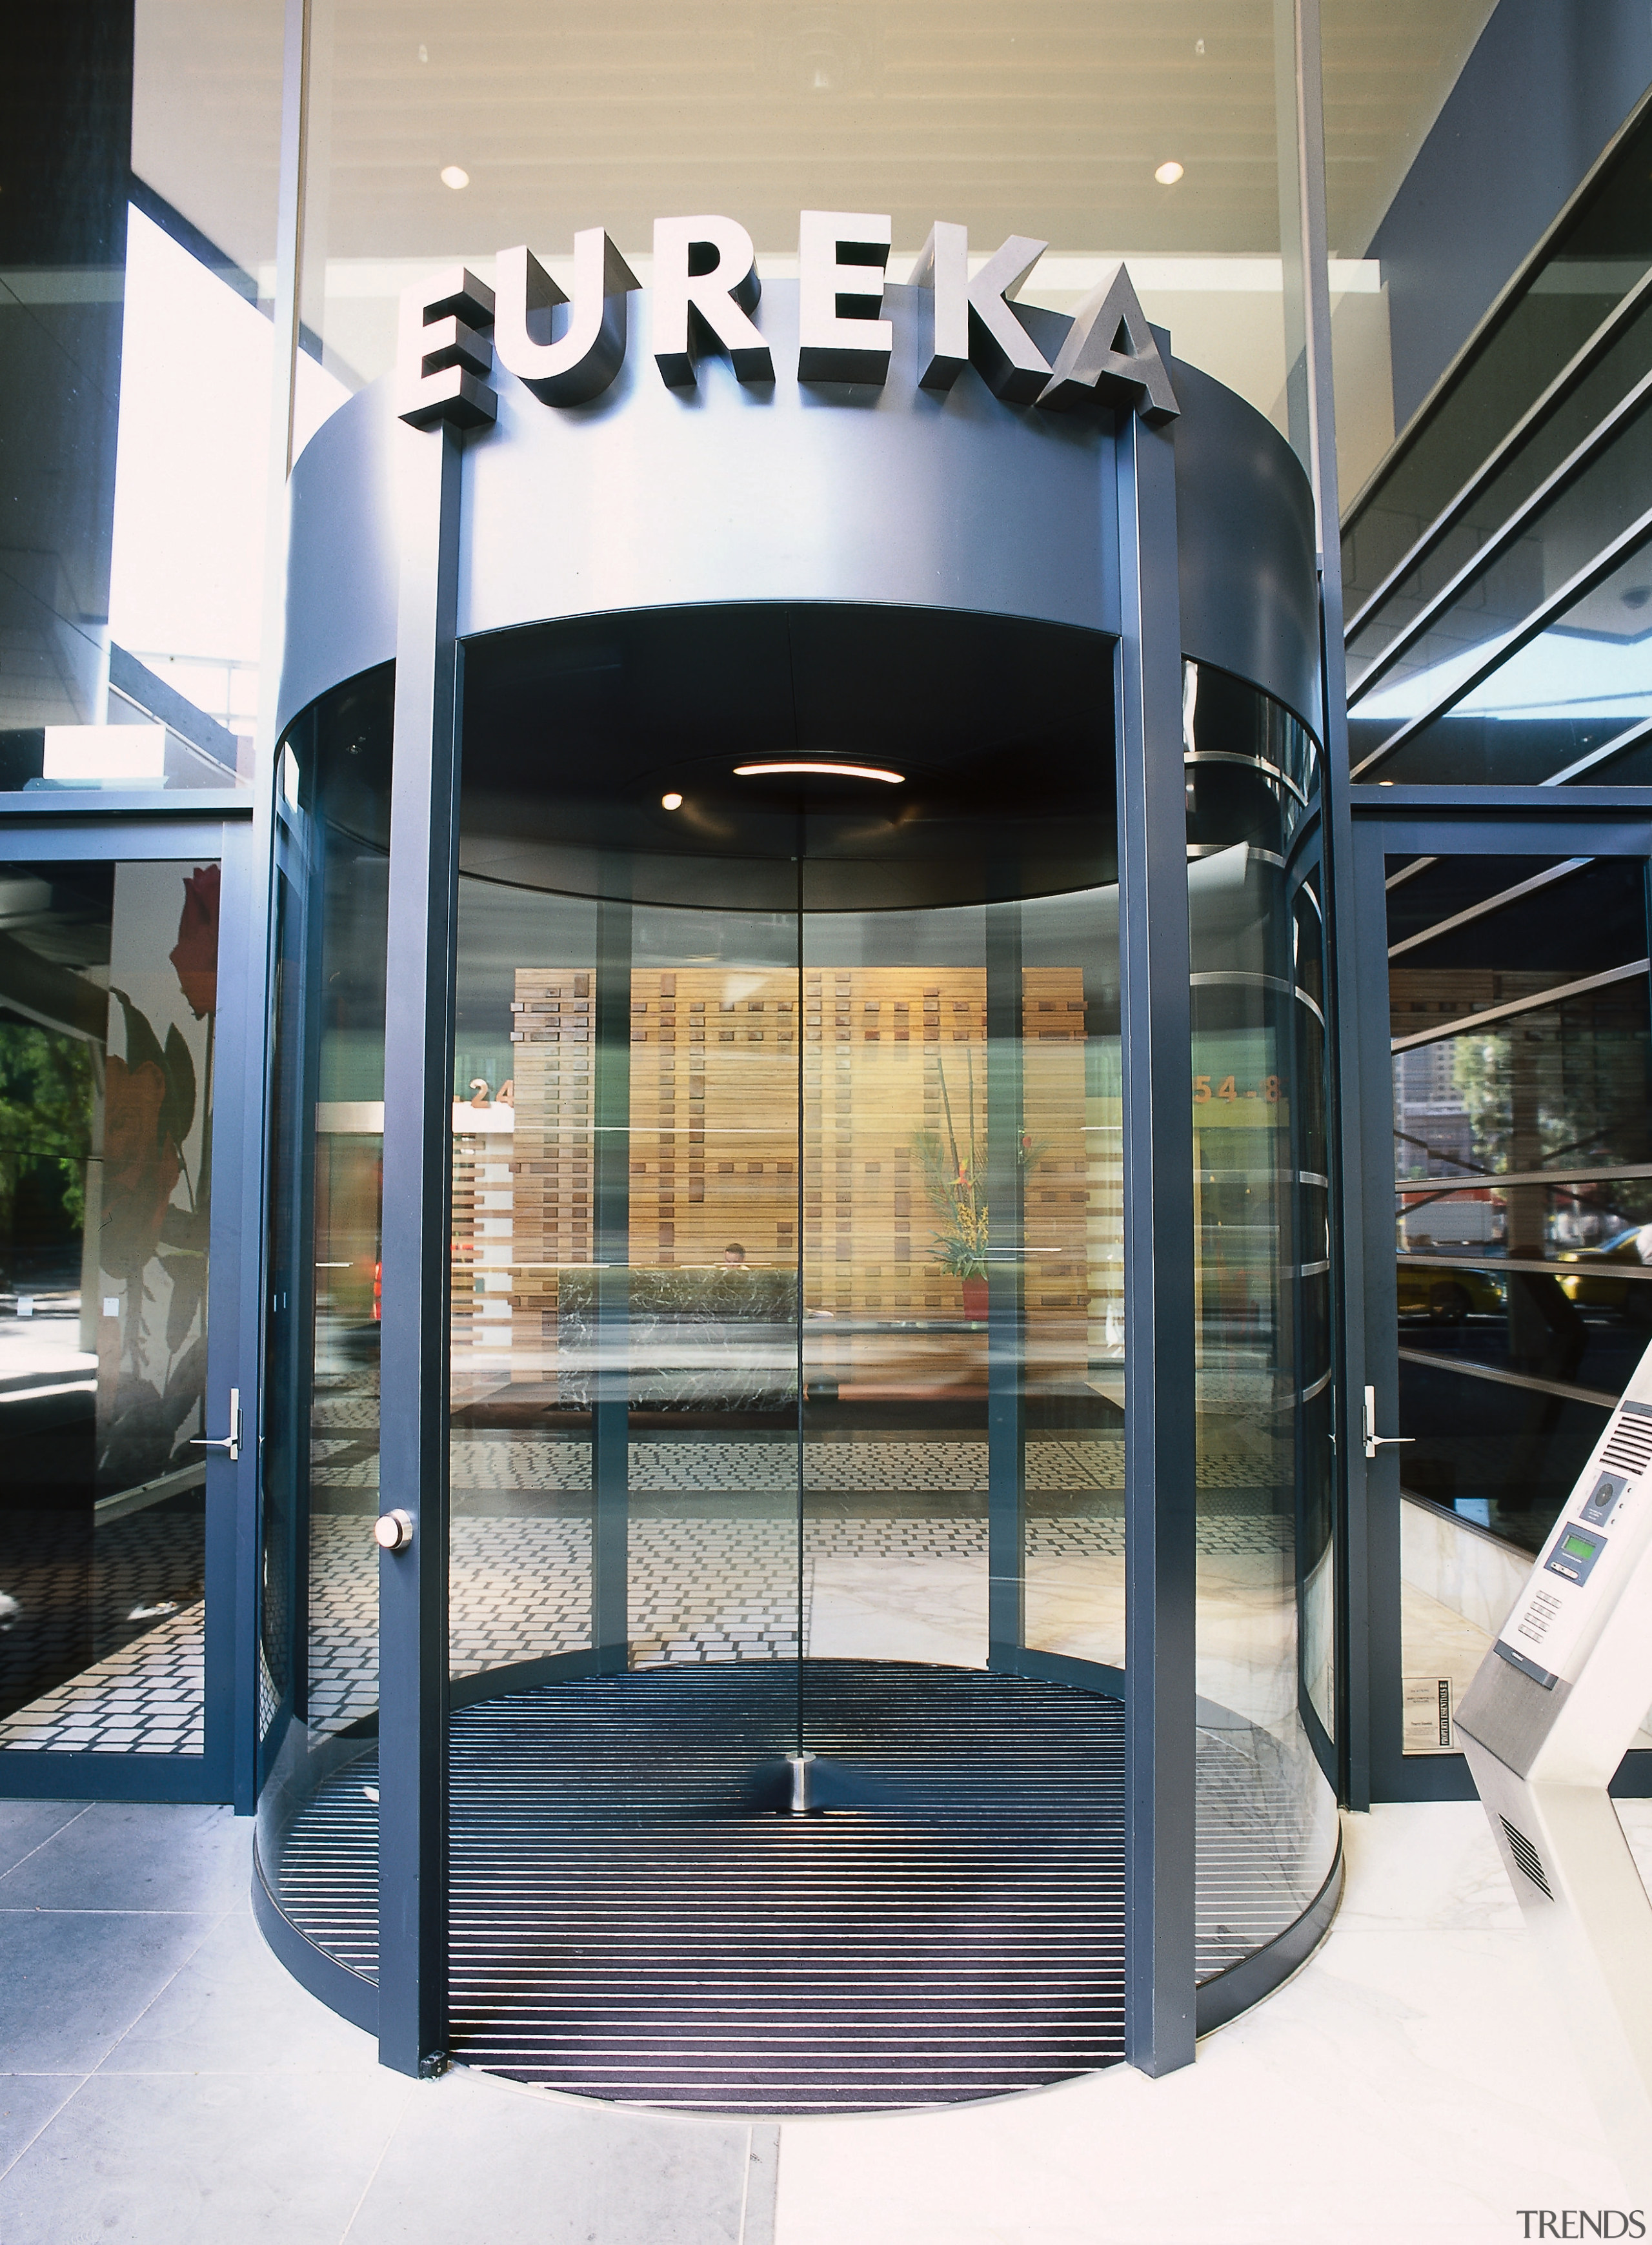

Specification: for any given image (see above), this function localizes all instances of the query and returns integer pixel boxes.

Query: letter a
[1037,261,1178,423]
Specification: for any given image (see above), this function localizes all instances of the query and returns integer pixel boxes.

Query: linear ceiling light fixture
[732,761,905,783]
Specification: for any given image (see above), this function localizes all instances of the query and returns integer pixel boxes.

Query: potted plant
[914,1053,991,1317]
[914,1052,1047,1318]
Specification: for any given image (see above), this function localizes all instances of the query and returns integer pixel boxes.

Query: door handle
[192,1388,241,1463]
[1362,1384,1413,1462]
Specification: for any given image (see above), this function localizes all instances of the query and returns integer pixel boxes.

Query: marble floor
[1400,1583,1652,1757]
[3,1796,1648,2243]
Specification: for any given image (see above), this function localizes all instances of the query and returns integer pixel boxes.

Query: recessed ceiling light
[661,791,683,809]
[1154,161,1185,185]
[440,165,470,190]
[732,761,905,784]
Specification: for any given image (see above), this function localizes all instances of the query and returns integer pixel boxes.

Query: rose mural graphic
[97,869,219,1496]
[99,1053,183,1282]
[169,866,219,1019]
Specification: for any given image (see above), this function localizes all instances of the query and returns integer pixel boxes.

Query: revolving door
[256,598,1338,2109]
[252,303,1342,2103]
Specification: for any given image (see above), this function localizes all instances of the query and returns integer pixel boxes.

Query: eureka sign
[396,212,1178,434]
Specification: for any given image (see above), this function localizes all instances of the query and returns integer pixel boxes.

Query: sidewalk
[1,1793,1646,2244]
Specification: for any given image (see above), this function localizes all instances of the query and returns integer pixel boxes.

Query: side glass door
[1362,822,1652,1773]
[0,837,240,1791]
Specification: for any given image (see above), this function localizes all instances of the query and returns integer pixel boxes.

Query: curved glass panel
[447,607,1122,1734]
[257,670,392,1982]
[1184,662,1339,1977]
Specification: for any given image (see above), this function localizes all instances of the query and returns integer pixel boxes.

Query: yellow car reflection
[1555,1225,1652,1321]
[1396,1262,1506,1325]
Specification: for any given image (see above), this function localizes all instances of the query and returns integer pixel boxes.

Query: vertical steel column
[376,418,463,2077]
[1116,409,1198,2077]
[985,902,1027,1665]
[239,0,312,1812]
[1280,0,1369,1809]
[590,897,632,1672]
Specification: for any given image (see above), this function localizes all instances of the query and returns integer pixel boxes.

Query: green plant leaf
[161,1023,197,1152]
[161,1252,204,1353]
[111,990,166,1093]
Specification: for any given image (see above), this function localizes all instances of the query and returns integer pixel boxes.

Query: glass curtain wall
[1331,70,1652,787]
[290,2,1300,460]
[0,3,287,794]
[1323,18,1652,1781]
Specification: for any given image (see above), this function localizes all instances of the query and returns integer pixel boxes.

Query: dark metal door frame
[1345,783,1652,1803]
[0,800,260,1803]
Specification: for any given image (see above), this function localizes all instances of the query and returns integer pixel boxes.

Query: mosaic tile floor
[0,1429,1291,1752]
[0,1599,205,1754]
[313,1431,1280,1494]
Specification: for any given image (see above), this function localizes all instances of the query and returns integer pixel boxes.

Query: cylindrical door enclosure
[254,281,1340,2102]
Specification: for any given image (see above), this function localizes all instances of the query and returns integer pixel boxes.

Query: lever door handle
[191,1388,241,1463]
[1362,1383,1413,1462]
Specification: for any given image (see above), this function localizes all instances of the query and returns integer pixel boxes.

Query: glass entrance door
[445,883,1121,1743]
[0,845,234,1784]
[1356,817,1652,1775]
[443,605,1126,1748]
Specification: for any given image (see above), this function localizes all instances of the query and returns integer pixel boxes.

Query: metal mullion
[1278,0,1368,1809]
[1395,1350,1618,1412]
[1351,503,1652,779]
[1353,787,1652,820]
[1389,957,1648,1051]
[1115,407,1196,2080]
[1398,1161,1652,1192]
[0,789,251,820]
[590,895,632,1674]
[1399,1252,1652,1284]
[237,0,312,1813]
[0,816,247,859]
[984,900,1025,1669]
[1349,366,1652,706]
[1545,712,1652,789]
[1387,857,1591,957]
[376,416,464,2079]
[1345,265,1652,642]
